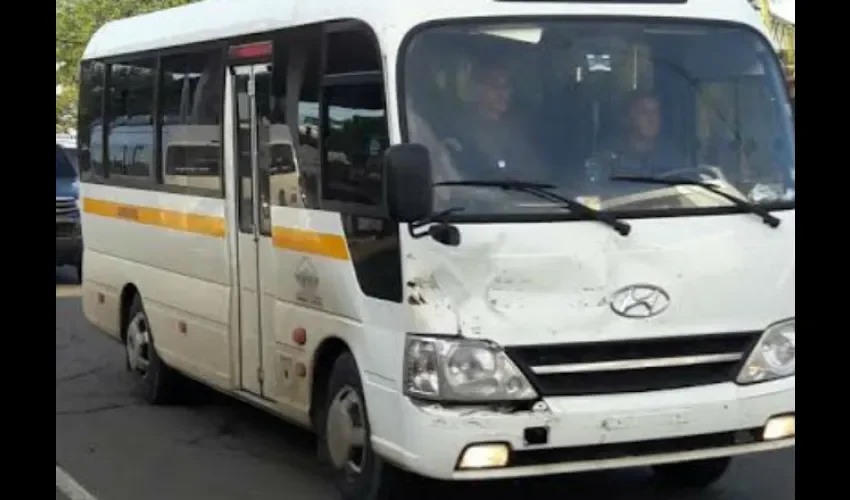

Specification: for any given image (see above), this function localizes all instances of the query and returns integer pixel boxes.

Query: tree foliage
[55,0,197,131]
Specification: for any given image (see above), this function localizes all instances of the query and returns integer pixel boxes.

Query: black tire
[651,457,731,490]
[317,353,406,500]
[124,295,185,405]
[74,259,83,284]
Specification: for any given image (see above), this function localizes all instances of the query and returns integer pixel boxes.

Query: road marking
[56,465,99,500]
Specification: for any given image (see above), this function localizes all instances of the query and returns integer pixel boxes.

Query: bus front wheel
[318,352,405,500]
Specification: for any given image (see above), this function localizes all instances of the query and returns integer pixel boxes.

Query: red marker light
[292,327,307,345]
[229,41,272,60]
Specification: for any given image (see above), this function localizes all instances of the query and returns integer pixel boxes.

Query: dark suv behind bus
[56,144,82,281]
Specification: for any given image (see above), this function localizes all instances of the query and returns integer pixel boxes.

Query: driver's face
[630,97,661,140]
[476,69,512,120]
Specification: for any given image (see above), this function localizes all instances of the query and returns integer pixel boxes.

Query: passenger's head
[625,90,661,141]
[471,58,512,120]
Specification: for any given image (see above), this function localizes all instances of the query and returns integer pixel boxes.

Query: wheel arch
[119,283,140,342]
[309,336,354,427]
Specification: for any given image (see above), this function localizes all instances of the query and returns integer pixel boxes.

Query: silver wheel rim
[125,312,151,376]
[326,385,367,479]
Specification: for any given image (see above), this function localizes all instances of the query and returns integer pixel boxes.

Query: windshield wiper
[609,175,781,228]
[435,180,631,236]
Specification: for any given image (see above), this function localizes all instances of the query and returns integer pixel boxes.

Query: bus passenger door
[231,63,273,398]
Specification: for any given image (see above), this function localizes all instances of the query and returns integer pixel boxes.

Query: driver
[605,90,686,176]
[445,57,546,181]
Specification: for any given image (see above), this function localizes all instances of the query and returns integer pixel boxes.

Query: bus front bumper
[369,377,795,480]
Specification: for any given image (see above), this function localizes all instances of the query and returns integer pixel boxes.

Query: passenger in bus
[444,57,547,181]
[603,90,687,176]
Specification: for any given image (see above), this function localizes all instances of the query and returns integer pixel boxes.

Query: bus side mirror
[384,143,433,223]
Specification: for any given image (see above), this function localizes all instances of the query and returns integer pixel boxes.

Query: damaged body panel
[401,212,795,346]
[386,205,794,481]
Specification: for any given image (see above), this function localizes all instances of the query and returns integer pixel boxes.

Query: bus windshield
[402,20,795,217]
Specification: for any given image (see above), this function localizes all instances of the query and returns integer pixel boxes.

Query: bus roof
[83,0,765,61]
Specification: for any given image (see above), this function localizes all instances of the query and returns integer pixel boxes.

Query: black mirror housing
[384,143,433,223]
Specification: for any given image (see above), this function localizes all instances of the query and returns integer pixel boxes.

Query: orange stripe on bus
[82,197,350,259]
[82,198,226,238]
[271,227,350,261]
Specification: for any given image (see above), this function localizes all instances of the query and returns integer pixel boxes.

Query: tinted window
[160,50,224,193]
[265,44,297,209]
[326,30,382,74]
[322,83,388,205]
[295,39,322,208]
[322,24,401,303]
[56,145,77,179]
[78,60,106,179]
[106,59,156,178]
[233,67,255,233]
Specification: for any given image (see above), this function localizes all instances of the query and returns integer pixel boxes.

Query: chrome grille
[505,332,759,396]
[56,197,78,217]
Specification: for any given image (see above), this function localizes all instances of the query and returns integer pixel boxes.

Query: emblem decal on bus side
[294,257,322,307]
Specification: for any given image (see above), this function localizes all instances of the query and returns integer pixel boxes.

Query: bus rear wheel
[651,457,731,490]
[318,352,405,500]
[124,295,185,405]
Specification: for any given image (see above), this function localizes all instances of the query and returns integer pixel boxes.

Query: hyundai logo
[609,284,670,318]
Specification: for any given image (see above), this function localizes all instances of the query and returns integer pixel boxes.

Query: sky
[768,0,794,25]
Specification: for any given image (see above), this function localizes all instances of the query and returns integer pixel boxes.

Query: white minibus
[79,0,795,498]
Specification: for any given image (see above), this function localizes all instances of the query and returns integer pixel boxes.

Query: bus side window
[78,61,106,180]
[321,83,387,206]
[159,50,225,196]
[319,23,402,304]
[105,60,155,180]
[264,40,300,211]
[288,31,322,209]
[321,26,387,207]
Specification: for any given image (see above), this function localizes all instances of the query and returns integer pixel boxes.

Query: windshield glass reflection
[403,21,795,217]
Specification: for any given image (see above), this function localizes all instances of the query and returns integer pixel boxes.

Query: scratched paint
[404,229,621,338]
[401,212,794,346]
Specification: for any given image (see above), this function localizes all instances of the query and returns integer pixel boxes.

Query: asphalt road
[56,267,795,500]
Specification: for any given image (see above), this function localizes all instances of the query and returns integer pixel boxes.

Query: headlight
[737,319,795,384]
[403,335,537,402]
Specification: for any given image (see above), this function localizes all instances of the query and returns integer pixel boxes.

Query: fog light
[763,414,795,441]
[457,443,510,469]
